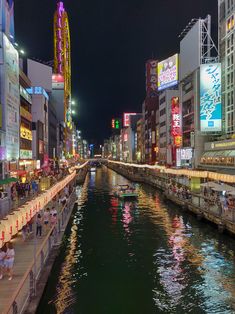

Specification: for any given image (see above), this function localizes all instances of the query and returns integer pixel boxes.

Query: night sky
[14,0,216,144]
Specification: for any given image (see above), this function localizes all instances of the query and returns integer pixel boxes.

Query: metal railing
[3,190,77,314]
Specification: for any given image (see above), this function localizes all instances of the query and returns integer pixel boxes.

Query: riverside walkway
[0,162,89,314]
[0,188,77,314]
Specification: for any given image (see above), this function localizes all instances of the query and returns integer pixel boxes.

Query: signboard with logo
[20,106,32,122]
[171,97,182,147]
[158,54,178,91]
[20,149,32,159]
[52,74,64,90]
[20,126,32,141]
[200,63,222,132]
[146,60,158,95]
[123,113,137,127]
[2,34,20,160]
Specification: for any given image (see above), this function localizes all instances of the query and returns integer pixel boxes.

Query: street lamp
[20,49,25,55]
[72,110,76,115]
[71,100,76,106]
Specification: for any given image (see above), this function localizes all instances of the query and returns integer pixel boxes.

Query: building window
[227,15,235,33]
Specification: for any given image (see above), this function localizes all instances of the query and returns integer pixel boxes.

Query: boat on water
[113,184,138,199]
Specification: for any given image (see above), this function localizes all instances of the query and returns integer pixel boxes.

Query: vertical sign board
[171,97,182,147]
[200,63,222,132]
[3,33,20,160]
[146,60,158,96]
[123,113,137,127]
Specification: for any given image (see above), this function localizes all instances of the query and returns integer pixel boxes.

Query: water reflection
[39,168,235,314]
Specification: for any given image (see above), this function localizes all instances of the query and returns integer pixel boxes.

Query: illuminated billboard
[158,54,179,91]
[200,63,222,132]
[123,113,137,127]
[146,60,158,95]
[171,97,182,147]
[2,34,20,160]
[52,74,64,90]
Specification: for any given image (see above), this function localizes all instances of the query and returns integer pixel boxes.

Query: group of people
[203,187,235,215]
[167,182,192,200]
[0,181,73,281]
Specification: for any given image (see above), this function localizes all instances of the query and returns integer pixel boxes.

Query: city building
[0,32,20,179]
[219,0,235,136]
[158,90,179,166]
[18,69,33,176]
[144,60,158,164]
[121,114,142,162]
[27,87,49,168]
[179,16,219,168]
[143,97,158,164]
[136,118,144,163]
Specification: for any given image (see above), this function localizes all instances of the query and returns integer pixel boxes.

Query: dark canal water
[38,167,235,314]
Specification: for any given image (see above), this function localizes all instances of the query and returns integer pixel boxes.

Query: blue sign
[200,63,222,132]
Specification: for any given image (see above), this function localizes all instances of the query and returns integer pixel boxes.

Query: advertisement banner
[158,54,178,91]
[171,97,182,147]
[20,126,32,141]
[20,149,32,159]
[0,0,15,41]
[200,63,222,132]
[146,60,158,95]
[3,34,20,160]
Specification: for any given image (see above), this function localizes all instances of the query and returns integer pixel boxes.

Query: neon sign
[200,63,222,132]
[171,97,182,147]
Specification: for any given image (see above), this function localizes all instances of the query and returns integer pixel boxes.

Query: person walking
[0,247,6,279]
[4,242,15,280]
[36,213,43,237]
[43,208,50,233]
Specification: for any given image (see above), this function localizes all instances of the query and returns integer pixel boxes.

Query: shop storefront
[200,140,235,168]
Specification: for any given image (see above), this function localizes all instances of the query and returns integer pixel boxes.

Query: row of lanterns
[0,170,77,248]
[109,161,235,184]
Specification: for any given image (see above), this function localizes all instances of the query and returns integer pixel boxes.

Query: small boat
[113,184,138,199]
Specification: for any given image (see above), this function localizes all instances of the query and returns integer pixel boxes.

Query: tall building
[179,16,219,168]
[54,1,72,154]
[18,69,33,175]
[218,0,235,135]
[144,60,159,164]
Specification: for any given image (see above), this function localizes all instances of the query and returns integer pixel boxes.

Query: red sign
[123,113,136,127]
[146,60,158,95]
[171,97,182,147]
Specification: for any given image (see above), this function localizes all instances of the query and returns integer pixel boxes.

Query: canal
[38,167,235,314]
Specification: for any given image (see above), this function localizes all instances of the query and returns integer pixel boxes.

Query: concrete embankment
[108,161,235,236]
[1,164,88,314]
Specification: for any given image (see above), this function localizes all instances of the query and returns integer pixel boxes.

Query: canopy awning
[0,177,17,185]
[201,150,235,158]
[201,181,235,192]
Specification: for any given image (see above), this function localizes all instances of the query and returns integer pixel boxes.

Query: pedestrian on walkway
[0,247,6,279]
[43,208,50,233]
[21,224,27,241]
[36,213,43,237]
[4,242,15,280]
[50,207,58,226]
